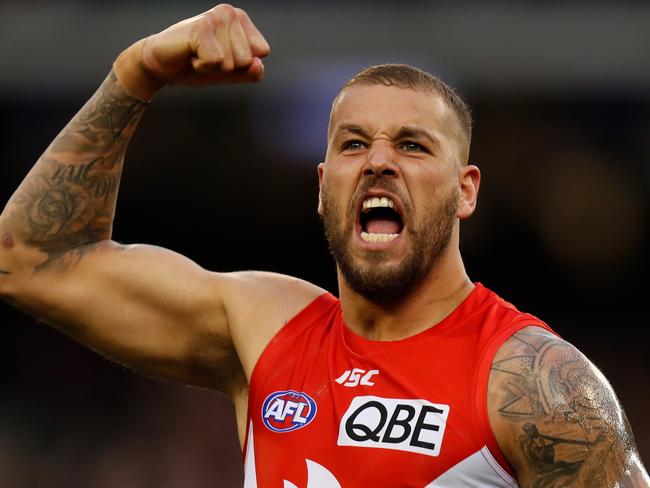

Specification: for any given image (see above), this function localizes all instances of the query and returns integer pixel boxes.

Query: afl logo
[262,390,317,433]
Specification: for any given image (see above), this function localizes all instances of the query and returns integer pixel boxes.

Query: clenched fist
[114,4,270,100]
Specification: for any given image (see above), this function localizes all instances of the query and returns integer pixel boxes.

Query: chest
[244,323,504,487]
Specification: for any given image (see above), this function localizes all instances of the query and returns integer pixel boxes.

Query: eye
[399,141,426,153]
[341,140,367,151]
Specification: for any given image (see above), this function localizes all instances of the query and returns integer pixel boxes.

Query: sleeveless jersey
[243,283,554,487]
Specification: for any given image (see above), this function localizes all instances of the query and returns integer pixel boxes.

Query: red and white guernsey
[243,283,554,487]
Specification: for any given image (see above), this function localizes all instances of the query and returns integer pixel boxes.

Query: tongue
[366,218,401,235]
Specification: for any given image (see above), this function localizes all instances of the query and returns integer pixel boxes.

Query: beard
[321,179,459,304]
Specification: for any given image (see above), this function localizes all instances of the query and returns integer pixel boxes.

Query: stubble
[321,178,459,304]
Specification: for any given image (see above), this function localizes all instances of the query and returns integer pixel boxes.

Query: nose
[362,141,398,177]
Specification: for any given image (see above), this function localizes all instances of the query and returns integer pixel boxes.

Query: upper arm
[1,240,325,395]
[487,326,650,487]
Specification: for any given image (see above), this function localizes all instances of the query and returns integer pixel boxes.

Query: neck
[338,241,473,341]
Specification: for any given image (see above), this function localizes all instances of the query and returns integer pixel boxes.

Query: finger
[227,58,265,84]
[244,56,265,81]
[229,16,253,69]
[191,26,225,74]
[200,56,265,85]
[235,8,270,58]
[211,12,235,72]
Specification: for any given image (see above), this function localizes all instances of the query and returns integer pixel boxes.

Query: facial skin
[318,84,479,304]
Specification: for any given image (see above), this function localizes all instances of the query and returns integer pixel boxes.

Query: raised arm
[488,326,649,487]
[0,5,322,396]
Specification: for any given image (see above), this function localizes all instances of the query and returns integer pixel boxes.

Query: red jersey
[243,283,553,487]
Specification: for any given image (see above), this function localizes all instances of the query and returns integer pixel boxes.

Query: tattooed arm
[0,6,322,400]
[488,326,649,487]
[3,71,144,263]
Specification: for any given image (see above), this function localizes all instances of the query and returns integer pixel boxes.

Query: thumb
[225,57,265,84]
[247,57,265,80]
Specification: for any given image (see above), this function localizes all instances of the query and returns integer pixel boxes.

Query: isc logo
[262,390,317,433]
[337,396,450,457]
[335,368,379,387]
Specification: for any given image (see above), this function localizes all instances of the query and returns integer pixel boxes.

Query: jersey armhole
[243,292,338,461]
[470,319,558,479]
[248,291,338,392]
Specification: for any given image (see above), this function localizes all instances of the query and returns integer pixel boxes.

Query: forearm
[0,69,148,273]
[0,2,271,280]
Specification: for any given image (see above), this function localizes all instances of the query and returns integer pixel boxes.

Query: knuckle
[206,12,225,29]
[215,4,236,20]
[234,8,249,20]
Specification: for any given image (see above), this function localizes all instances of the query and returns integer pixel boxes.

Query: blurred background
[1,0,649,486]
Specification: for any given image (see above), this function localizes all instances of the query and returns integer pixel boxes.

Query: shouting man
[0,4,647,487]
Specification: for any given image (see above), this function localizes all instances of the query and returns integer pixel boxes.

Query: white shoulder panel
[243,421,258,488]
[424,446,519,488]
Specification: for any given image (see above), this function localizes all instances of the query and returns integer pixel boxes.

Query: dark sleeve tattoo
[491,330,649,487]
[2,70,146,269]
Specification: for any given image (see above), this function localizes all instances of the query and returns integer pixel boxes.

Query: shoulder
[487,325,648,487]
[215,271,329,379]
[216,271,329,321]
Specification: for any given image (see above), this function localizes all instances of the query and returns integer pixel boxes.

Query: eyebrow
[332,123,439,148]
[396,126,440,148]
[332,123,371,140]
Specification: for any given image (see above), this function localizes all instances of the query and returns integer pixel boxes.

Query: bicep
[487,327,649,487]
[8,241,237,390]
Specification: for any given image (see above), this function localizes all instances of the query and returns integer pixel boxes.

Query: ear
[457,164,480,220]
[317,162,325,216]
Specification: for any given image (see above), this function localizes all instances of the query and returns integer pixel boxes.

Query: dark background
[0,1,648,486]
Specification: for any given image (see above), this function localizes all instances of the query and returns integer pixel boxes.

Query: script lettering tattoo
[4,71,146,269]
[491,330,644,487]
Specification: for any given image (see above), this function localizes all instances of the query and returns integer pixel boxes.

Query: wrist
[113,39,164,102]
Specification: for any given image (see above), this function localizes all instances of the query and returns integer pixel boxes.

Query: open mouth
[359,196,404,243]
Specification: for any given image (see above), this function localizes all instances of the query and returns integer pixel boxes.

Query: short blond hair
[333,63,472,145]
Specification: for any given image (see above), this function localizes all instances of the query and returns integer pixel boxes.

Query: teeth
[362,196,395,211]
[361,232,399,243]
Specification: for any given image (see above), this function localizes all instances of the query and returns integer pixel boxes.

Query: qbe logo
[337,396,450,457]
[262,390,317,433]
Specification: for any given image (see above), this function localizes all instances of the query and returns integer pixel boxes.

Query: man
[0,4,647,487]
